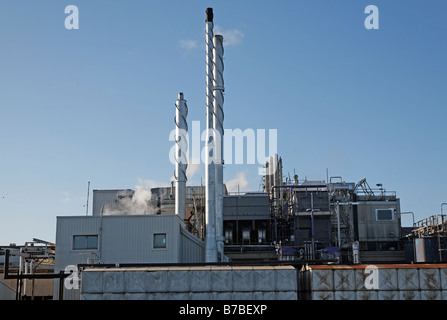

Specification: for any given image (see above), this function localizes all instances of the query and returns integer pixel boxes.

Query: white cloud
[225,171,249,193]
[61,192,72,204]
[179,39,198,50]
[214,25,245,46]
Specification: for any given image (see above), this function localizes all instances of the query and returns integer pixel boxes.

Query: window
[154,233,166,249]
[73,235,98,250]
[375,209,394,221]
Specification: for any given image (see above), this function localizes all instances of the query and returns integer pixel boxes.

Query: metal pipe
[24,260,28,297]
[205,7,217,262]
[311,193,315,260]
[269,156,274,199]
[441,203,447,215]
[174,92,188,221]
[85,181,90,216]
[352,241,360,264]
[213,34,225,261]
[401,211,415,227]
[336,202,341,249]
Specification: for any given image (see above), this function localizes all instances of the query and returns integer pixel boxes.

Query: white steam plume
[225,171,249,193]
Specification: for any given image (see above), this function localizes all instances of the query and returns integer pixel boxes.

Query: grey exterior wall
[54,214,204,299]
[0,279,16,300]
[180,227,205,263]
[92,190,133,216]
[356,200,401,242]
[223,195,270,220]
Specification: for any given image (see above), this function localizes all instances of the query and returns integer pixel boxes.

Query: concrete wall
[80,266,298,300]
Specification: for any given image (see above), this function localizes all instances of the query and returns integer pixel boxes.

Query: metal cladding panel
[103,271,125,293]
[223,195,270,220]
[311,269,333,291]
[190,269,211,292]
[55,216,102,268]
[275,267,297,292]
[378,291,399,300]
[312,291,334,300]
[124,270,147,293]
[157,292,190,300]
[81,293,103,300]
[397,268,419,290]
[356,201,400,241]
[334,269,355,291]
[101,215,181,264]
[420,290,442,300]
[335,291,356,300]
[355,268,369,291]
[146,270,168,292]
[253,267,275,291]
[233,291,254,300]
[167,269,190,292]
[399,290,421,300]
[378,268,398,291]
[275,291,298,300]
[125,293,148,300]
[232,267,254,292]
[92,190,126,216]
[441,268,447,289]
[190,292,212,300]
[212,292,233,300]
[180,229,205,263]
[81,270,103,293]
[419,268,441,290]
[0,280,15,300]
[356,290,378,300]
[210,269,232,292]
[254,291,276,300]
[103,293,125,300]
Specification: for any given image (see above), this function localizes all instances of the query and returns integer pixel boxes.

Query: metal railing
[413,214,447,238]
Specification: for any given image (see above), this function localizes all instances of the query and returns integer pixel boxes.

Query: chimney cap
[206,8,213,22]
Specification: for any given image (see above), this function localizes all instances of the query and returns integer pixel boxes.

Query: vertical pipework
[205,7,217,262]
[213,34,225,261]
[175,92,188,221]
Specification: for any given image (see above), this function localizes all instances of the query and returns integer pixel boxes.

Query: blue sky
[0,1,446,244]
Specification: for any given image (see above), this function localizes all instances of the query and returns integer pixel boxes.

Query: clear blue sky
[1,1,446,244]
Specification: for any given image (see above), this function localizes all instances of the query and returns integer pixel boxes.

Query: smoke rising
[102,178,170,215]
[225,171,249,193]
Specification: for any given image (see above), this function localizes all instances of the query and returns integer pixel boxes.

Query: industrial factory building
[2,7,447,302]
[49,7,419,300]
[51,155,408,299]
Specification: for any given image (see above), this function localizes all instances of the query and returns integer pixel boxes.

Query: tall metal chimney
[175,92,188,221]
[213,34,225,261]
[205,7,217,262]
